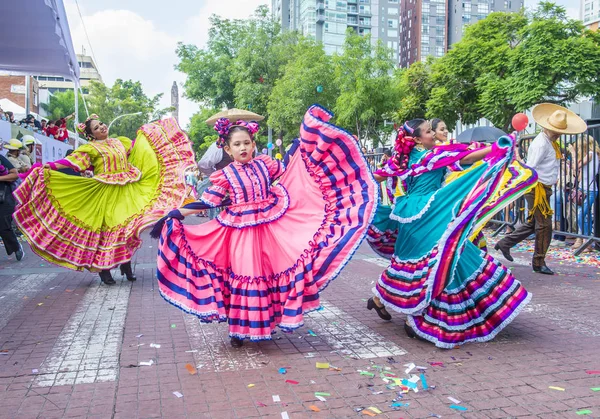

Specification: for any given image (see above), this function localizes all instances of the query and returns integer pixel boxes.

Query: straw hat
[532,103,587,135]
[205,108,264,125]
[4,138,24,150]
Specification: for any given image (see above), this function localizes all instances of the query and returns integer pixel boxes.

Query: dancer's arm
[459,146,492,165]
[0,168,18,182]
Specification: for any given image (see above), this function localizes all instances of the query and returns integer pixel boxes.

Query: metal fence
[366,128,600,254]
[487,128,600,254]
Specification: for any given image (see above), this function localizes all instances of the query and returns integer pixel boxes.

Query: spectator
[20,135,36,166]
[4,139,30,173]
[46,113,74,142]
[27,114,41,130]
[40,119,47,132]
[0,107,6,121]
[5,111,15,124]
[573,134,600,248]
[0,154,24,261]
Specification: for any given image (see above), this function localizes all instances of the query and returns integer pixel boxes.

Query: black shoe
[99,270,116,285]
[404,322,426,341]
[120,262,137,281]
[494,243,514,262]
[15,244,25,261]
[367,297,392,321]
[533,265,554,275]
[230,337,244,348]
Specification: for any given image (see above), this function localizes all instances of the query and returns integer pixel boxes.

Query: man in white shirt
[495,104,587,275]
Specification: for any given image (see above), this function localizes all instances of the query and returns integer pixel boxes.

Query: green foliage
[332,29,397,147]
[267,38,338,139]
[187,108,219,158]
[40,89,87,122]
[393,59,433,122]
[41,79,166,139]
[423,3,600,130]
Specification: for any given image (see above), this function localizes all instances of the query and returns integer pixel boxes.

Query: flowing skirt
[157,105,378,340]
[13,119,195,271]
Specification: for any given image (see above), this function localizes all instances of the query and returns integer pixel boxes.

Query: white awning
[0,0,80,81]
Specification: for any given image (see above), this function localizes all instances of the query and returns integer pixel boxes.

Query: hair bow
[392,122,417,170]
[214,118,260,148]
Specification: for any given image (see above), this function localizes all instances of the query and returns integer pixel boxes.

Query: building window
[464,3,471,12]
[478,3,489,13]
[388,19,398,28]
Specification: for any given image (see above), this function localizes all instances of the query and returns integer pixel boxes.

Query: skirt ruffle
[13,118,195,271]
[157,105,378,341]
[374,140,537,348]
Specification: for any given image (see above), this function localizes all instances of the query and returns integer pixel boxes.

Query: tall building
[35,54,102,96]
[171,81,179,122]
[582,0,600,30]
[273,0,399,59]
[399,0,523,68]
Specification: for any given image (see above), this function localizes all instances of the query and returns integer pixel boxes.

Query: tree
[333,29,397,147]
[187,108,219,158]
[41,79,166,139]
[426,3,600,130]
[41,89,87,122]
[267,38,338,140]
[393,59,433,123]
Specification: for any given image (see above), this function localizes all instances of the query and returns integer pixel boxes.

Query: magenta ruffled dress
[156,105,378,341]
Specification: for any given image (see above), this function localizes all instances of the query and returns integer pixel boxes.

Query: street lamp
[108,112,143,134]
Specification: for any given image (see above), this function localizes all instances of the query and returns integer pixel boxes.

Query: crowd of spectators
[0,106,73,143]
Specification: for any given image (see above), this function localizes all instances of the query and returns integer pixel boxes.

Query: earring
[415,144,425,151]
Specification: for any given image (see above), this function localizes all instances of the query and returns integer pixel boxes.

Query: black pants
[497,185,553,269]
[0,194,20,255]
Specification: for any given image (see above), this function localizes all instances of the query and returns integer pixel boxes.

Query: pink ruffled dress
[157,105,378,341]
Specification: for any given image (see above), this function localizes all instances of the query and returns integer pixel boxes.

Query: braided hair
[394,119,427,170]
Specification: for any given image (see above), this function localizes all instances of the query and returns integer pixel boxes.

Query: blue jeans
[578,190,598,236]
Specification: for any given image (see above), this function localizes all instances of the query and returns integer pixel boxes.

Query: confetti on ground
[316,362,329,369]
[184,364,197,375]
[367,407,382,414]
[37,303,43,306]
[247,384,255,388]
[279,367,286,374]
[185,350,198,353]
[285,380,299,385]
[362,410,376,417]
[549,386,565,391]
[256,402,267,407]
[448,397,461,404]
[315,392,330,397]
[591,388,600,391]
[170,324,176,328]
[307,330,317,336]
[150,343,161,348]
[359,370,375,377]
[450,405,468,411]
[139,360,154,366]
[316,395,327,402]
[309,405,321,412]
[135,334,143,338]
[585,370,600,374]
[272,395,280,402]
[32,369,38,374]
[576,410,593,415]
[430,362,444,367]
[172,391,183,398]
[420,373,428,389]
[281,412,289,419]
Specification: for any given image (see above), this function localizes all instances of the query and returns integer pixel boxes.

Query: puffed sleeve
[63,145,93,172]
[255,154,285,180]
[200,170,230,207]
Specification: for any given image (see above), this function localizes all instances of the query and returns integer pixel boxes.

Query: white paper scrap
[272,395,281,402]
[316,395,327,402]
[139,360,154,366]
[404,363,416,374]
[150,343,161,348]
[448,396,461,404]
[173,391,183,398]
[281,412,290,419]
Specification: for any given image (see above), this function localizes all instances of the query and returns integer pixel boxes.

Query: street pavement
[0,222,599,419]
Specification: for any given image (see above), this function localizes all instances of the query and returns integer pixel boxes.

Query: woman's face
[434,121,449,143]
[89,119,108,141]
[415,121,436,150]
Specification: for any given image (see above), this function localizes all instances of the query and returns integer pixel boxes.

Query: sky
[64,0,580,128]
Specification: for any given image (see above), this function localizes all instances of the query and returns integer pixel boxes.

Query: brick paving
[0,224,599,419]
